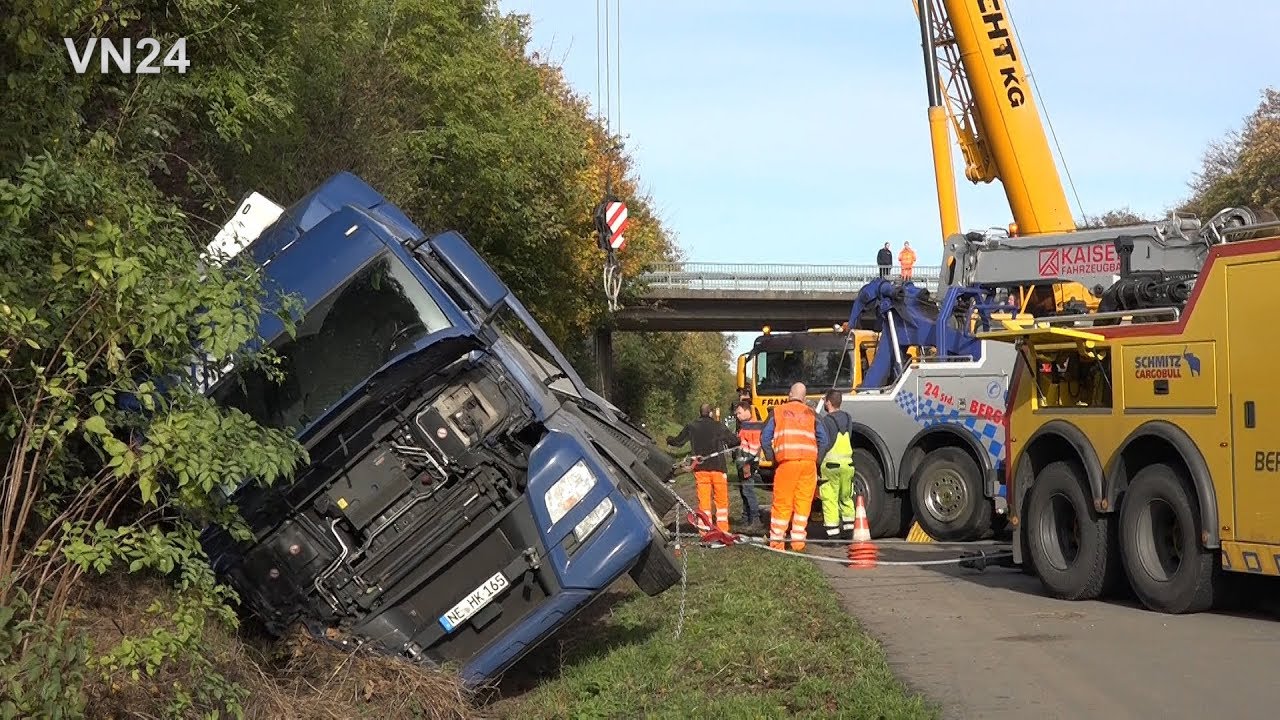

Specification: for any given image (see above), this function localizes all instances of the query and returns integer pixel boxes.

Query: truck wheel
[1118,462,1218,614]
[1024,460,1121,600]
[852,447,903,538]
[910,447,991,542]
[629,536,682,596]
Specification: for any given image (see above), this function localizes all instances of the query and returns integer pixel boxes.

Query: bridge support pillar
[594,327,614,401]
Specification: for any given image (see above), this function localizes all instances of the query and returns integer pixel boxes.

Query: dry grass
[70,575,478,720]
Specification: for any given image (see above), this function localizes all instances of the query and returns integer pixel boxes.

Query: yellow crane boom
[916,0,1076,239]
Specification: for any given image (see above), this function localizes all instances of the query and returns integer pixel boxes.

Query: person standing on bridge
[877,242,893,278]
[760,383,828,552]
[817,390,858,540]
[667,403,740,533]
[898,241,917,281]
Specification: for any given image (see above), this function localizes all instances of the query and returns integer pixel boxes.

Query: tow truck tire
[629,536,682,597]
[1118,462,1218,614]
[851,448,902,538]
[909,447,990,542]
[1024,460,1122,601]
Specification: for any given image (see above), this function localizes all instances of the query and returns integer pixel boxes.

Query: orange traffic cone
[846,494,878,569]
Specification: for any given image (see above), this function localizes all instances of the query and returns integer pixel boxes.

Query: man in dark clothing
[817,390,858,539]
[877,242,893,278]
[667,403,741,533]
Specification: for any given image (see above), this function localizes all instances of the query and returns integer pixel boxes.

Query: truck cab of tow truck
[195,172,681,686]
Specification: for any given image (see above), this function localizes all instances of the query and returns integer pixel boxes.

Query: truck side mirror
[426,231,510,311]
[735,354,748,392]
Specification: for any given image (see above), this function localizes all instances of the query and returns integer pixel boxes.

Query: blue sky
[498,1,1280,356]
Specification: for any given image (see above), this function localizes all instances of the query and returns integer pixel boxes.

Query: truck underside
[205,351,677,673]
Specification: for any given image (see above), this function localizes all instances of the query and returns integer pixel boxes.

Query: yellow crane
[915,0,1094,313]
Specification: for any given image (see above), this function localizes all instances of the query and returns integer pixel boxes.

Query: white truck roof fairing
[190,192,283,394]
[203,192,284,267]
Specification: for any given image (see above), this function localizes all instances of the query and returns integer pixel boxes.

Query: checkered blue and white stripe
[895,391,1004,462]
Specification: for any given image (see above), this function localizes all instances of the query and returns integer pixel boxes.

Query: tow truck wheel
[851,447,903,538]
[1024,460,1122,601]
[909,447,990,542]
[1118,462,1218,614]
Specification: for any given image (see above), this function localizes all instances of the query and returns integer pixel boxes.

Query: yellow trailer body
[986,234,1280,613]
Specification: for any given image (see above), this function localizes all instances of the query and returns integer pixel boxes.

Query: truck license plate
[438,571,510,633]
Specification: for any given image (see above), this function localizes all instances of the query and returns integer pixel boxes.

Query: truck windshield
[755,349,854,395]
[211,251,453,431]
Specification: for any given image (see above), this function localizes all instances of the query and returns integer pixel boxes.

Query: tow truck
[195,172,682,685]
[734,326,879,482]
[833,0,1262,542]
[841,208,1256,541]
[984,216,1280,615]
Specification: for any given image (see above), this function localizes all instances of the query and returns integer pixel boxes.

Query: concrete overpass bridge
[613,262,943,332]
[592,261,942,395]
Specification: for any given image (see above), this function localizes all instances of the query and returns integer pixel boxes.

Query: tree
[1078,207,1156,229]
[1,0,731,714]
[1183,88,1280,218]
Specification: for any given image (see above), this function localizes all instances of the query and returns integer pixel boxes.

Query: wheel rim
[923,468,968,523]
[1037,491,1081,572]
[855,476,871,514]
[1134,497,1182,582]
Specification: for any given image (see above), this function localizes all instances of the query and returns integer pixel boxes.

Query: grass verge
[486,543,938,719]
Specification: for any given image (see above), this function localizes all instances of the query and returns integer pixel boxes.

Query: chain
[603,251,623,312]
[672,505,688,639]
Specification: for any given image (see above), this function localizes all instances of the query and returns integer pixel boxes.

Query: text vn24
[64,38,190,74]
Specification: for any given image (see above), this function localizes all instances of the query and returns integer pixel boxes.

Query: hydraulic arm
[942,207,1261,313]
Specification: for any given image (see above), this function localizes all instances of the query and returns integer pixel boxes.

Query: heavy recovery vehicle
[840,208,1260,542]
[193,173,683,685]
[831,0,1264,543]
[985,218,1280,615]
[735,326,878,483]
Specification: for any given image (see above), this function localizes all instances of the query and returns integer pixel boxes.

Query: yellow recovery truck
[736,327,879,481]
[985,224,1280,614]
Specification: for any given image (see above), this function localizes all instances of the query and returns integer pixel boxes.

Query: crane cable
[1009,15,1087,223]
[595,0,624,312]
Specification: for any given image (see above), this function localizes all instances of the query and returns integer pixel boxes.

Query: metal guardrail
[636,262,944,294]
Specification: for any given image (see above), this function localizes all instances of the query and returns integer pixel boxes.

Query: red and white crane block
[604,200,629,251]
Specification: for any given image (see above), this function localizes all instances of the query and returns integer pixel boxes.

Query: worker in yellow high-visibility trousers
[761,383,827,552]
[818,390,858,540]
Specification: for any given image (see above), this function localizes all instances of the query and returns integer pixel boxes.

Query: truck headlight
[573,497,614,543]
[545,460,597,524]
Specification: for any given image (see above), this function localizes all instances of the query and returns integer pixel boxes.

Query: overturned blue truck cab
[196,172,682,685]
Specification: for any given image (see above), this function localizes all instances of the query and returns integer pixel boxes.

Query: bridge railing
[636,262,943,293]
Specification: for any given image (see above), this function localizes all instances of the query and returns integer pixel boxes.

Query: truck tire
[1118,462,1218,614]
[852,447,903,538]
[909,447,991,542]
[1024,460,1122,601]
[629,536,682,597]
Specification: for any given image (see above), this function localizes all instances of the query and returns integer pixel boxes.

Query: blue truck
[195,172,682,685]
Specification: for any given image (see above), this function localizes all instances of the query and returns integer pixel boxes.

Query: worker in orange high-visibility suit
[760,383,828,552]
[667,403,740,533]
[898,241,917,281]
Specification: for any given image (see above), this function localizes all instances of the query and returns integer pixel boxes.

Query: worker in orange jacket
[898,241,917,281]
[760,383,828,552]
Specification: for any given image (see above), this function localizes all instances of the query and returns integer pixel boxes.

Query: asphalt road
[815,542,1280,720]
